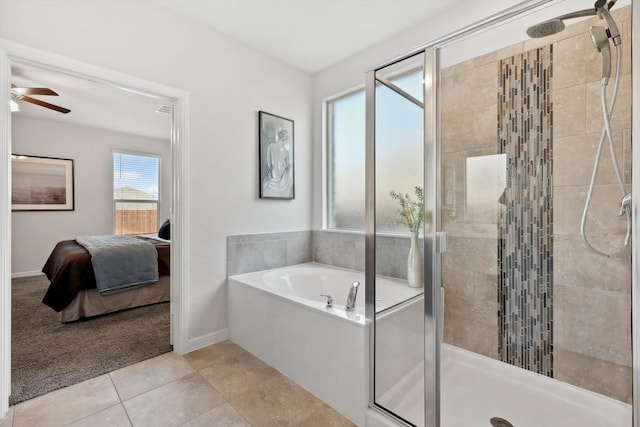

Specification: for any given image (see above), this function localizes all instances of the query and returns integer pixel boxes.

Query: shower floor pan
[378,344,631,427]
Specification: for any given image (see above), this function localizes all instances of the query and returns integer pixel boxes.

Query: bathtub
[229,263,631,427]
[228,263,422,426]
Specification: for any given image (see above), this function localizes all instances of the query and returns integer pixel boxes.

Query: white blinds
[113,152,160,235]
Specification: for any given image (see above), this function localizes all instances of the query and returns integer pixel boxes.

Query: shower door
[366,1,634,427]
[366,49,440,427]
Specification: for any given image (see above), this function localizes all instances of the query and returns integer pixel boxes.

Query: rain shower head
[526,0,621,44]
[526,19,565,38]
[526,8,597,38]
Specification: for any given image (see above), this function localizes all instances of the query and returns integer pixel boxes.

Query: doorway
[0,42,189,416]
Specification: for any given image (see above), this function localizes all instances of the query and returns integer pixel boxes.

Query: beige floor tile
[183,340,249,371]
[65,404,132,427]
[13,375,120,427]
[298,403,357,427]
[111,352,195,400]
[227,374,325,426]
[124,373,225,427]
[199,350,277,399]
[0,407,13,427]
[179,403,251,427]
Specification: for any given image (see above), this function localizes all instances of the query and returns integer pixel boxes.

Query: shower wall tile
[227,231,312,276]
[554,236,630,294]
[443,270,498,325]
[440,4,631,401]
[553,85,586,138]
[624,129,632,184]
[554,284,631,367]
[621,18,632,75]
[552,33,602,89]
[554,347,631,404]
[555,185,628,238]
[553,131,624,187]
[585,74,632,133]
[498,46,553,376]
[444,306,498,360]
[442,235,498,276]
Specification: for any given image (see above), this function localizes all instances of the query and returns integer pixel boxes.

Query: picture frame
[11,154,75,211]
[259,111,294,199]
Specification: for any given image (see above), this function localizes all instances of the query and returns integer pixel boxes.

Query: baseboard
[183,328,229,354]
[11,271,45,279]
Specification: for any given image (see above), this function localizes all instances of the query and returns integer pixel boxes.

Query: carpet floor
[10,275,172,406]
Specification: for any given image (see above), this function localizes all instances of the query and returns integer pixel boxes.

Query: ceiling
[10,62,172,141]
[157,0,462,74]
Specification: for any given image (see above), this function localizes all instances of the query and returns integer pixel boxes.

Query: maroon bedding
[41,237,170,311]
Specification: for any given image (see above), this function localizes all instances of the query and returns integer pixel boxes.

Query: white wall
[1,0,313,340]
[11,116,171,275]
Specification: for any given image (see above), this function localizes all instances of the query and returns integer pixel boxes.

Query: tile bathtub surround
[5,340,355,427]
[497,46,554,377]
[312,229,421,279]
[227,230,312,276]
[229,229,422,281]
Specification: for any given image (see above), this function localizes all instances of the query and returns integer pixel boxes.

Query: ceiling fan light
[10,100,19,112]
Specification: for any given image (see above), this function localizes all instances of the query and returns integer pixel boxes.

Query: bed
[41,235,170,322]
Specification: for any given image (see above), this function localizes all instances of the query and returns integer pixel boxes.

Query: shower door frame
[365,1,639,426]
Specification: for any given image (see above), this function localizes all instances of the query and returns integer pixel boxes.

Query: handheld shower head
[596,6,621,45]
[589,26,612,81]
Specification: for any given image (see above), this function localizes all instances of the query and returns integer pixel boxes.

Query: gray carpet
[10,275,172,405]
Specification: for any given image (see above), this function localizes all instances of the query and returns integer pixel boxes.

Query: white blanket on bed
[75,235,159,294]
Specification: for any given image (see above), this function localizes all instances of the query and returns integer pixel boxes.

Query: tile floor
[0,340,356,427]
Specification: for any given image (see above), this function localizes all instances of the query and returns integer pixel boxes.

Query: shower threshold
[376,344,631,427]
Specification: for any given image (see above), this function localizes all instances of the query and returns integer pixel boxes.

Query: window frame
[112,149,162,235]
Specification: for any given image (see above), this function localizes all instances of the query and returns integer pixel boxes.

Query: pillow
[158,219,170,240]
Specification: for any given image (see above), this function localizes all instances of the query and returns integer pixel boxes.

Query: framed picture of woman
[259,111,294,199]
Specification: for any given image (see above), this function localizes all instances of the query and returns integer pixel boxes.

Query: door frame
[0,39,191,417]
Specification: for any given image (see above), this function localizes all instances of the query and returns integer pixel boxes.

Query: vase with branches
[390,186,424,288]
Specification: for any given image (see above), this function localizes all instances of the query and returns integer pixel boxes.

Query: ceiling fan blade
[17,95,70,114]
[12,87,59,96]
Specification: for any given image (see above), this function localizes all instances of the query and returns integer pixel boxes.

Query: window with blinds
[113,151,160,235]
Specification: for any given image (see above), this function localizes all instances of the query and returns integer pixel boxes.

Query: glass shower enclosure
[365,1,634,426]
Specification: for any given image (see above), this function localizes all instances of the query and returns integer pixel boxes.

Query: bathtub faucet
[320,294,333,308]
[345,281,360,311]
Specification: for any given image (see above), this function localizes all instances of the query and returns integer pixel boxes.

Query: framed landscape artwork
[11,155,74,211]
[259,111,294,199]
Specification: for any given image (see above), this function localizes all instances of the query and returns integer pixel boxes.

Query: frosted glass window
[326,70,424,233]
[327,90,366,230]
[113,152,160,235]
[375,71,424,234]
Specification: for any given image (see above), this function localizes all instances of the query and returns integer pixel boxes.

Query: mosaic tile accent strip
[497,46,553,377]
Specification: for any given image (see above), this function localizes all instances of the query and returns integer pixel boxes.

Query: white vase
[407,231,424,288]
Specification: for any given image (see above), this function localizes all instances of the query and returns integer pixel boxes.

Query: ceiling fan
[11,84,71,114]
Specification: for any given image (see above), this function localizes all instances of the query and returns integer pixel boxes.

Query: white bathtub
[228,263,421,426]
[229,263,631,427]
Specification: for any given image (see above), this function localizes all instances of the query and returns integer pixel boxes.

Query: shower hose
[580,44,630,257]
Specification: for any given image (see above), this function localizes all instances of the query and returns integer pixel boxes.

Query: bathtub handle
[320,294,333,308]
